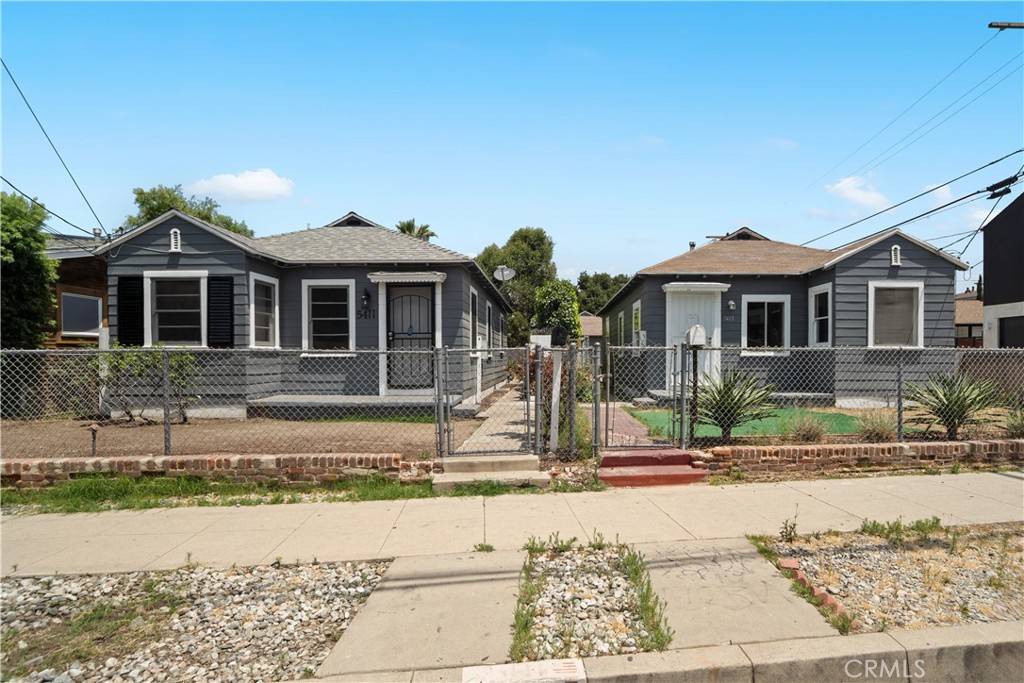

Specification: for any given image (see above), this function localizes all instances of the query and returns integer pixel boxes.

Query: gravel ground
[1,561,389,683]
[517,544,664,661]
[772,522,1024,632]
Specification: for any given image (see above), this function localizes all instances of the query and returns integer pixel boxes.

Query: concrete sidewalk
[2,471,1022,682]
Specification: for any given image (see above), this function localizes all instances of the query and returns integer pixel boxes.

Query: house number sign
[357,309,377,320]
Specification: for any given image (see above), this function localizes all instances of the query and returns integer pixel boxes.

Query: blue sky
[3,2,1022,286]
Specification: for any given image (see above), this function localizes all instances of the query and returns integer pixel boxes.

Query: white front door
[663,282,730,383]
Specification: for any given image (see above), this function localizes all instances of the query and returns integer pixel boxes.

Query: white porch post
[377,281,387,396]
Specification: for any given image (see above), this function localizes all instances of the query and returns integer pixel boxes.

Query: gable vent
[169,228,182,253]
[891,245,902,266]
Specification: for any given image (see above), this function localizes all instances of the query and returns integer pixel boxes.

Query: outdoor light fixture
[728,300,736,311]
[361,288,371,310]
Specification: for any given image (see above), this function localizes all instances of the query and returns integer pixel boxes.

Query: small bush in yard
[905,373,1001,441]
[783,411,828,444]
[856,409,898,443]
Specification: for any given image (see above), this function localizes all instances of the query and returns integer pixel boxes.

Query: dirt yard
[0,417,482,458]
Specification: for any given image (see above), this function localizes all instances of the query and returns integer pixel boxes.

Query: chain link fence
[606,345,1024,450]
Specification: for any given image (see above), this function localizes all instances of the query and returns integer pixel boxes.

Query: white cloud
[925,183,953,206]
[826,175,890,211]
[187,168,294,202]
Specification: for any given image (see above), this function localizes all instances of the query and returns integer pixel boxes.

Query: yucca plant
[696,370,775,440]
[904,373,1001,441]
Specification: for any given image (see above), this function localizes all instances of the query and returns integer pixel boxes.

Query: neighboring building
[955,289,983,347]
[91,210,510,400]
[44,233,108,348]
[580,312,604,349]
[982,194,1024,348]
[599,226,966,404]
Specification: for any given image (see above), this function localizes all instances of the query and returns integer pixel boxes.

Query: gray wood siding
[833,235,956,347]
[108,216,248,346]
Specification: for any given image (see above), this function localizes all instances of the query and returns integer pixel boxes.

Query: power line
[1,175,99,237]
[801,149,1023,246]
[832,190,988,250]
[1,58,109,236]
[833,58,1023,184]
[806,31,1003,190]
[943,164,1024,255]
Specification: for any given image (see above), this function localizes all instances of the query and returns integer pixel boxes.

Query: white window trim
[868,280,924,348]
[248,273,280,348]
[61,292,102,337]
[631,299,642,346]
[142,270,208,347]
[741,294,791,356]
[469,286,480,353]
[169,228,182,253]
[485,302,493,349]
[301,278,356,351]
[808,283,832,348]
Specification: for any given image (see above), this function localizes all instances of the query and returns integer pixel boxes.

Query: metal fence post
[534,344,543,455]
[897,346,904,442]
[161,350,172,456]
[592,344,601,458]
[443,347,454,455]
[680,343,688,450]
[434,347,446,457]
[604,345,611,449]
[567,342,577,459]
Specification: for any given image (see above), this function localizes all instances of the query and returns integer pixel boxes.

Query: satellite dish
[493,265,516,282]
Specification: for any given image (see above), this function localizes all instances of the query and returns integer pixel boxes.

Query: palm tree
[395,219,437,241]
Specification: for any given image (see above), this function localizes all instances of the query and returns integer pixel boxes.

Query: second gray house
[600,227,968,404]
[94,210,511,402]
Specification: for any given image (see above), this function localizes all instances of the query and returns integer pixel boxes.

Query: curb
[303,620,1024,683]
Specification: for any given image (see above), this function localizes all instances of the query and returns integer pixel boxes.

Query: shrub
[783,411,828,444]
[1005,406,1024,439]
[696,370,775,440]
[857,409,898,443]
[905,374,1001,441]
[92,344,199,423]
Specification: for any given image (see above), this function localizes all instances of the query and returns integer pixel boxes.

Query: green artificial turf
[626,406,861,438]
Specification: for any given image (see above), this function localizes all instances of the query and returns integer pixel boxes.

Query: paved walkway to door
[454,385,531,454]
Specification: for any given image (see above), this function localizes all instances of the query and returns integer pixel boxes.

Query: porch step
[597,464,707,488]
[443,454,541,474]
[599,448,694,468]
[431,470,550,492]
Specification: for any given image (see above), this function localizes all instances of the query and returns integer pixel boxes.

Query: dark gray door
[388,285,434,389]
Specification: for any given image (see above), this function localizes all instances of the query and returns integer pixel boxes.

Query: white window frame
[169,228,182,253]
[631,299,642,346]
[248,273,280,348]
[60,292,102,337]
[301,278,355,351]
[808,283,832,348]
[868,280,924,348]
[143,270,208,347]
[741,294,791,355]
[485,302,493,349]
[469,286,480,350]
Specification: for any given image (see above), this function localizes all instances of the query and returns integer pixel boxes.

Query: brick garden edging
[778,557,858,627]
[693,439,1024,474]
[0,454,444,488]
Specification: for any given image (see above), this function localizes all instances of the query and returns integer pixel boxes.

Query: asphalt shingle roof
[255,224,471,264]
[639,239,836,276]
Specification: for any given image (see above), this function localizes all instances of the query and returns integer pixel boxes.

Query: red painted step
[599,449,694,468]
[597,464,707,487]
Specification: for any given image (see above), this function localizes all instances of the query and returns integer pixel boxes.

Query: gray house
[600,227,968,405]
[94,210,510,403]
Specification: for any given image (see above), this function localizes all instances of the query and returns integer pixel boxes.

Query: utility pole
[989,22,1024,30]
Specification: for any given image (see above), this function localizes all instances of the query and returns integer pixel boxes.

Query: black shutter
[207,277,235,348]
[116,277,144,346]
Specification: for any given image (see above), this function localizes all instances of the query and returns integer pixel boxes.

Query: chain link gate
[602,345,682,449]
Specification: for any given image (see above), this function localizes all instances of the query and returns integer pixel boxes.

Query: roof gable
[95,209,261,257]
[326,211,384,228]
[719,226,769,241]
[822,229,968,270]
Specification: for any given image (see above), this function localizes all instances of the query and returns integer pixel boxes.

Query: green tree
[1,192,58,348]
[576,271,630,313]
[395,218,437,241]
[534,279,582,339]
[121,185,253,237]
[475,227,557,345]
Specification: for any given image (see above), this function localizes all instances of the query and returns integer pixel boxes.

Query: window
[470,289,479,349]
[869,280,923,347]
[169,228,182,253]
[808,284,831,347]
[249,274,279,347]
[890,245,902,266]
[632,300,642,346]
[742,295,790,350]
[302,279,355,350]
[617,312,624,345]
[486,302,493,349]
[153,279,202,344]
[61,293,102,336]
